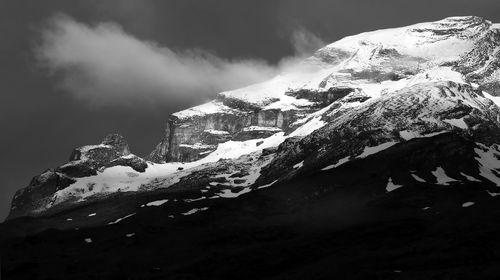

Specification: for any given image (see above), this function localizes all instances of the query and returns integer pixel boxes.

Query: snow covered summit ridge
[176,16,497,115]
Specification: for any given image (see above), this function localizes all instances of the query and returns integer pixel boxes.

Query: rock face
[147,16,500,164]
[147,103,301,163]
[7,16,500,220]
[258,81,500,184]
[8,134,147,219]
[455,28,500,95]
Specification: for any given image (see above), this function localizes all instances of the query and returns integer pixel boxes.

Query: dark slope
[2,133,500,279]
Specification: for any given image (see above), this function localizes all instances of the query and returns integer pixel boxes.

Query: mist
[35,14,324,106]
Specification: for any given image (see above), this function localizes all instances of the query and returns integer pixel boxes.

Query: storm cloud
[35,15,323,106]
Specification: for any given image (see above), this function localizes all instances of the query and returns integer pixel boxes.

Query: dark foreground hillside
[2,134,500,279]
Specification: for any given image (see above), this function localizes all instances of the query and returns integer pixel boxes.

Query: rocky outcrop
[285,87,356,108]
[147,101,305,163]
[8,170,76,220]
[455,27,500,95]
[67,134,130,167]
[58,134,132,177]
[8,134,146,219]
[105,155,148,173]
[257,81,500,185]
[409,16,490,40]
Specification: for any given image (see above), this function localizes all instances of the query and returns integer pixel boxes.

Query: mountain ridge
[6,15,500,220]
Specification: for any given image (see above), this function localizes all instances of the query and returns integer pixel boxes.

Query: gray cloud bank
[35,15,324,106]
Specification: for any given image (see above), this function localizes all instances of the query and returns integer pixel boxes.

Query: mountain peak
[101,133,130,155]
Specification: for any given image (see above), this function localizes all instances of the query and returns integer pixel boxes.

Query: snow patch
[462,202,475,208]
[487,190,500,197]
[198,133,286,163]
[182,207,209,216]
[386,177,403,192]
[293,161,304,169]
[357,142,397,159]
[242,126,282,132]
[411,173,426,183]
[184,197,205,202]
[474,144,500,186]
[218,187,252,198]
[108,213,136,225]
[173,101,237,119]
[460,172,481,182]
[443,118,468,129]
[143,199,169,207]
[422,131,449,138]
[179,143,213,150]
[431,167,458,185]
[204,129,229,135]
[399,130,421,140]
[483,91,500,107]
[321,156,350,170]
[121,154,136,159]
[399,130,448,141]
[257,180,278,189]
[289,116,326,137]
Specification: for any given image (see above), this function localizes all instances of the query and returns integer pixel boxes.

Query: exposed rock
[200,130,232,145]
[455,28,500,95]
[68,133,130,165]
[312,47,351,64]
[233,179,246,184]
[9,170,76,220]
[229,171,250,178]
[105,155,148,173]
[102,133,130,155]
[233,126,282,141]
[258,81,500,184]
[8,133,139,219]
[177,143,217,162]
[57,162,97,178]
[261,146,279,156]
[285,87,356,107]
[147,105,301,163]
[61,133,133,177]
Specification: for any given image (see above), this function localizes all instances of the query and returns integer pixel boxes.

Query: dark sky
[1,0,500,221]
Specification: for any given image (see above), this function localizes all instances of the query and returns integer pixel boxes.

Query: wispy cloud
[35,14,324,106]
[290,27,326,56]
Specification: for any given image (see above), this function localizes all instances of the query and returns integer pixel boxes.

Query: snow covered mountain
[6,16,500,280]
[8,16,500,220]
